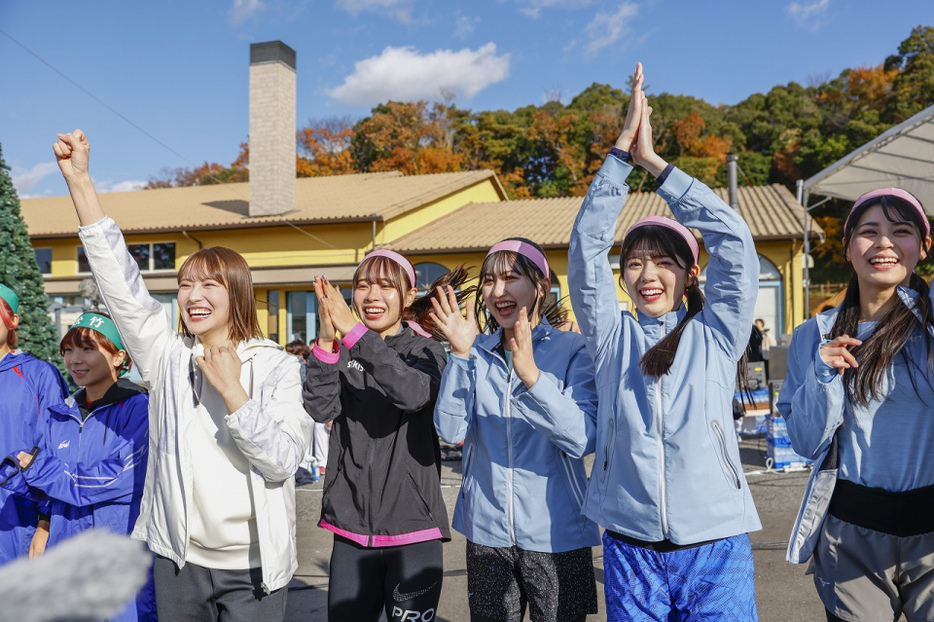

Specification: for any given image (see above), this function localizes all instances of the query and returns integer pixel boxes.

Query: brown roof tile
[23,170,504,237]
[392,184,823,253]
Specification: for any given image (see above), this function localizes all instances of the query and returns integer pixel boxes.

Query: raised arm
[568,64,644,363]
[631,96,758,360]
[55,131,175,381]
[431,285,479,444]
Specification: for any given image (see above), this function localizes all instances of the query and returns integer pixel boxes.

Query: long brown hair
[831,194,934,406]
[474,238,566,334]
[177,247,264,343]
[621,225,706,377]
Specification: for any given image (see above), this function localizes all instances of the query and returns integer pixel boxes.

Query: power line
[0,28,200,169]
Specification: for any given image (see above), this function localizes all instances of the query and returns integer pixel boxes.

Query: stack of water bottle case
[766,380,813,469]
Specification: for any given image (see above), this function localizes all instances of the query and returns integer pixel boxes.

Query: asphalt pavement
[283,433,828,622]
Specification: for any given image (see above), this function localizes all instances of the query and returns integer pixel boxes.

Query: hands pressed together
[614,62,668,178]
[314,276,357,350]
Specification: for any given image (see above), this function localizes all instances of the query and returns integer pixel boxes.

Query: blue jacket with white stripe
[0,378,154,620]
[1,379,149,542]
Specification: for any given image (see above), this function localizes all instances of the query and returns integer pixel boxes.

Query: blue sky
[1,0,930,198]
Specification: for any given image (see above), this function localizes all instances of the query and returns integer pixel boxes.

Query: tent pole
[797,180,809,322]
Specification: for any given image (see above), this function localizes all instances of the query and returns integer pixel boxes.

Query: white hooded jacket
[78,217,312,593]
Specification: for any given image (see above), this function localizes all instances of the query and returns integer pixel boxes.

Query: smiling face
[621,227,699,319]
[847,202,930,296]
[352,257,416,338]
[480,253,546,331]
[177,276,232,347]
[61,330,124,398]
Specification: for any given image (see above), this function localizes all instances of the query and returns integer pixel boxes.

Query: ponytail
[406,265,476,341]
[639,279,705,377]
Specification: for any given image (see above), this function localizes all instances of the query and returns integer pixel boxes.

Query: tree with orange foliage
[296,117,355,177]
[351,101,463,175]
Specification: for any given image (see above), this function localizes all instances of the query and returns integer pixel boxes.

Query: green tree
[0,143,62,367]
[886,25,934,122]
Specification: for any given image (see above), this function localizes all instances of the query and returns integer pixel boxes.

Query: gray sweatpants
[811,515,934,622]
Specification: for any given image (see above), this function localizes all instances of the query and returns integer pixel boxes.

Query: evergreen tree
[0,142,62,367]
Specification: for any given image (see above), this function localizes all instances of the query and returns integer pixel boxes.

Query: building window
[414,262,449,293]
[34,248,52,274]
[78,242,175,273]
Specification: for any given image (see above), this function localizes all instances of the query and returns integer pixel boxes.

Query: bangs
[848,195,929,240]
[60,326,118,355]
[480,251,538,281]
[354,256,411,290]
[178,249,230,287]
[623,226,692,269]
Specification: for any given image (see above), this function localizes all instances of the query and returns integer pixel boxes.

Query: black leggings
[328,535,443,622]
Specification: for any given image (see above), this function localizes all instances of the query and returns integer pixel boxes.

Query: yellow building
[21,169,505,343]
[21,171,820,344]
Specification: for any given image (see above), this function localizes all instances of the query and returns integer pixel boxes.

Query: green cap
[70,313,125,353]
[0,283,19,314]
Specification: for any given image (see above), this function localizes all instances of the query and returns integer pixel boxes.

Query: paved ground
[283,433,828,622]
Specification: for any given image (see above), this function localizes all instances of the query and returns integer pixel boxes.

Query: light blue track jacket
[434,322,601,553]
[777,287,934,563]
[568,155,761,545]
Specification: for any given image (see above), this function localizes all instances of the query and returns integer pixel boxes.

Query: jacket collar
[0,350,29,373]
[636,304,687,339]
[55,378,147,417]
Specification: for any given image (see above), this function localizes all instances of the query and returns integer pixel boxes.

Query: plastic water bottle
[311,460,320,482]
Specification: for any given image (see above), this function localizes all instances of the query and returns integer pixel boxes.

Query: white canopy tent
[797,104,934,319]
[802,104,934,212]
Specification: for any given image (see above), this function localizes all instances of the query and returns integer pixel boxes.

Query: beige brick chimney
[249,41,296,217]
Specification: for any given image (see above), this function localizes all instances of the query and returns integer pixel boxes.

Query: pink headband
[487,240,550,280]
[844,188,930,237]
[624,216,699,264]
[363,249,416,287]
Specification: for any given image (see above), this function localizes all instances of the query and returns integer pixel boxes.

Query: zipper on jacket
[601,418,614,484]
[656,318,669,539]
[461,443,473,499]
[560,452,585,506]
[505,365,516,545]
[711,420,742,489]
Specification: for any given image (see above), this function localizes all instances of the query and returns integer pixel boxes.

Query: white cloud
[336,0,414,22]
[584,2,639,58]
[11,162,58,197]
[229,0,264,25]
[786,0,831,29]
[516,0,596,19]
[105,180,148,193]
[454,15,480,40]
[327,43,511,107]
